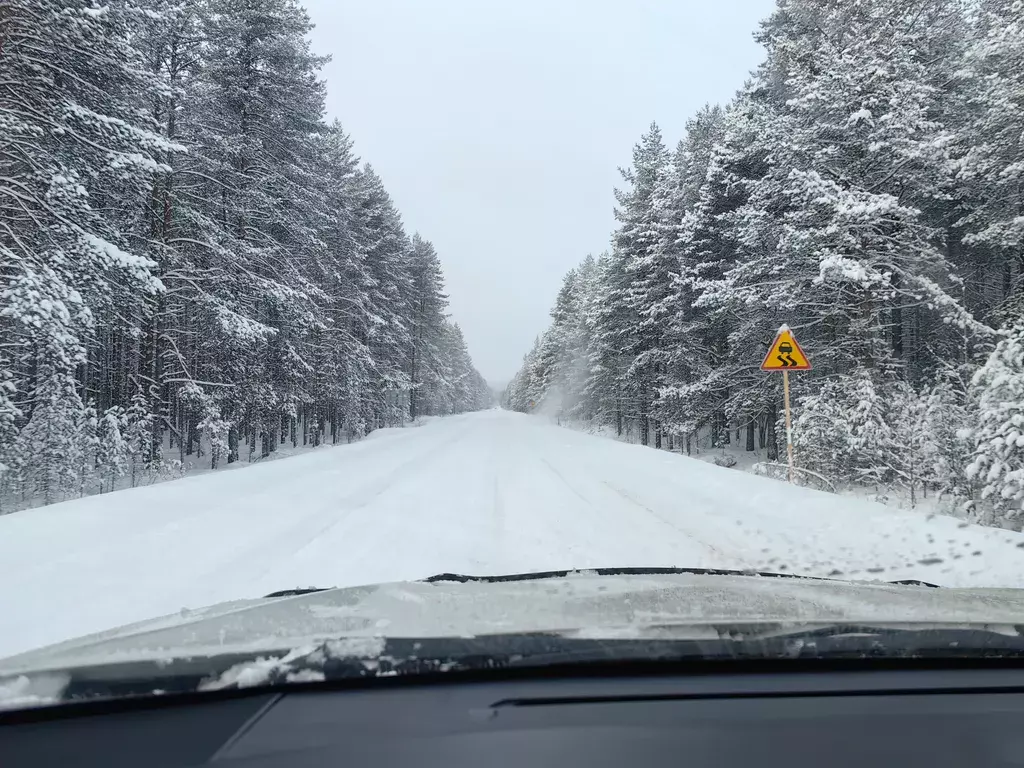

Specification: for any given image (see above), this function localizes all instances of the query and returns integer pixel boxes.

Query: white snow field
[2,408,1023,659]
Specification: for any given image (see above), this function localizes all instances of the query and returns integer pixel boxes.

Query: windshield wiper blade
[262,569,942,598]
[425,567,810,583]
[263,587,333,598]
[423,567,940,588]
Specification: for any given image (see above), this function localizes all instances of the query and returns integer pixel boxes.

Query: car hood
[4,571,1024,675]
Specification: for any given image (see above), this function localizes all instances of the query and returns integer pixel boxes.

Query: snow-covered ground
[2,408,1023,660]
[564,419,953,512]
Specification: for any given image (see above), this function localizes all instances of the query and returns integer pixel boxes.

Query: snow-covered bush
[791,371,897,489]
[919,366,977,506]
[966,327,1024,527]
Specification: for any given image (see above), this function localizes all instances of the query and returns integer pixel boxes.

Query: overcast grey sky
[303,0,776,385]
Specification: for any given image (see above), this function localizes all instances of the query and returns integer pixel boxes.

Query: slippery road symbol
[777,341,797,368]
[761,327,811,371]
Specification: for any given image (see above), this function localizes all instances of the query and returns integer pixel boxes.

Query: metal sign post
[783,369,795,484]
[760,325,811,485]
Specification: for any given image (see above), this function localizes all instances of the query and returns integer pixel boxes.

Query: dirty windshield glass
[1,0,1024,687]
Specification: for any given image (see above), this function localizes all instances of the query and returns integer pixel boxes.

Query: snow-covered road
[2,409,1023,659]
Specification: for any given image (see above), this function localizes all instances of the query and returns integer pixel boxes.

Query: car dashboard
[4,665,1024,767]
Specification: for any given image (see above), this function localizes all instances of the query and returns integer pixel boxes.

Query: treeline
[0,0,490,511]
[505,0,1024,526]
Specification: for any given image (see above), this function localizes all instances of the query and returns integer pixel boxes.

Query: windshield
[2,0,1024,692]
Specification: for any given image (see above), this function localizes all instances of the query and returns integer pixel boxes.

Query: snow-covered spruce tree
[95,407,129,494]
[967,325,1024,527]
[125,389,156,487]
[15,348,86,506]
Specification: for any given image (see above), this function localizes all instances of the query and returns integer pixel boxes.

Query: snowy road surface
[2,409,1024,659]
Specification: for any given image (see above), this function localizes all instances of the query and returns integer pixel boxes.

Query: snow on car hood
[4,571,1024,674]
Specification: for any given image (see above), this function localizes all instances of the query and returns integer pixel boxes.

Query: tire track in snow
[539,457,594,506]
[599,479,725,558]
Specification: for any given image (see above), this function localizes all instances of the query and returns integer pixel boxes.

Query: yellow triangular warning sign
[760,325,811,371]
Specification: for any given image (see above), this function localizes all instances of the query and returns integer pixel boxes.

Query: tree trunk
[891,271,904,360]
[746,420,755,452]
[766,405,779,461]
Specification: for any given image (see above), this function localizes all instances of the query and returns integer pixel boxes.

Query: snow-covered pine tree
[696,0,988,469]
[956,0,1024,326]
[305,122,374,443]
[352,165,415,429]
[407,235,450,418]
[654,105,733,451]
[511,0,1019,508]
[0,0,492,511]
[195,0,329,455]
[1,0,169,503]
[664,98,766,453]
[615,123,669,445]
